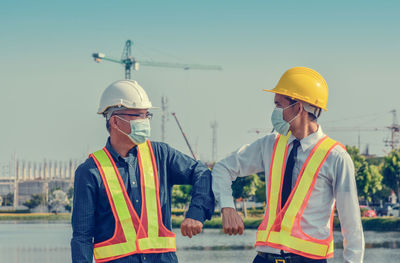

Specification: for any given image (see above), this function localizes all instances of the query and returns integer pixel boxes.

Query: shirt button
[143,256,146,260]
[136,200,139,203]
[132,181,136,185]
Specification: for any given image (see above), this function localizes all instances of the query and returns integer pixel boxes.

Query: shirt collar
[105,137,138,162]
[288,125,325,152]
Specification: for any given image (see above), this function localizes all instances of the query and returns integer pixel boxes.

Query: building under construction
[0,158,79,207]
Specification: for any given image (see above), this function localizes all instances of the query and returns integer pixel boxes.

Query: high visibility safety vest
[89,140,176,263]
[256,132,344,259]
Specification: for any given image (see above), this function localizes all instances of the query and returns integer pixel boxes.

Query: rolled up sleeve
[212,138,265,208]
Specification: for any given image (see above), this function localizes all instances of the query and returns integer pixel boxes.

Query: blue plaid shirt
[71,139,214,263]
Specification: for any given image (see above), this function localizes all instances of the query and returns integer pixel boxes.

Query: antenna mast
[161,96,168,142]
[211,121,218,162]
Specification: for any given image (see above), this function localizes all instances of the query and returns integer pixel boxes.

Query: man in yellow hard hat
[71,80,215,263]
[212,67,364,262]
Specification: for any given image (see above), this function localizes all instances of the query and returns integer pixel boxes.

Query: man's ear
[109,116,118,130]
[297,101,305,115]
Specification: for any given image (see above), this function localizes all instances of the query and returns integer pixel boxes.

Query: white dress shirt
[212,126,364,263]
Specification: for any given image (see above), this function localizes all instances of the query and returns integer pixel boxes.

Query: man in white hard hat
[71,80,214,263]
[212,67,364,262]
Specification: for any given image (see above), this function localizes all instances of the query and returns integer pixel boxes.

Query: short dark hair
[286,97,297,105]
[285,96,317,121]
[106,120,111,132]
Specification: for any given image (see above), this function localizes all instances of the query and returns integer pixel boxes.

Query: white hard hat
[97,80,155,115]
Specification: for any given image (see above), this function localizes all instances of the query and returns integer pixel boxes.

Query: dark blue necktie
[281,139,300,209]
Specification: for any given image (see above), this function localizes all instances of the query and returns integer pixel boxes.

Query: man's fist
[221,207,244,235]
[180,218,203,238]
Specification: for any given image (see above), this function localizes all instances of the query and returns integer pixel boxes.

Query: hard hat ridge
[97,79,155,116]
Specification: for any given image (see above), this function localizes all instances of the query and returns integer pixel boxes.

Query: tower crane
[92,40,222,79]
[384,109,400,151]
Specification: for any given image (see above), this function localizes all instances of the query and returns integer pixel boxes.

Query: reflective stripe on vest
[90,140,176,262]
[256,133,342,259]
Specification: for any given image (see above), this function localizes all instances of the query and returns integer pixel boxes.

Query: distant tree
[346,146,383,203]
[371,184,393,204]
[23,194,46,209]
[366,156,384,166]
[172,185,192,212]
[51,186,61,193]
[65,187,74,212]
[382,149,400,202]
[48,190,70,214]
[232,174,262,217]
[65,203,72,212]
[1,193,13,206]
[255,182,266,203]
[255,172,266,203]
[67,187,74,199]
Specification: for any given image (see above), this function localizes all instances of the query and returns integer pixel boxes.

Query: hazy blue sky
[1,0,400,170]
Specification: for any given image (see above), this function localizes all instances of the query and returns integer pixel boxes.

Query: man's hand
[221,207,244,235]
[181,218,203,238]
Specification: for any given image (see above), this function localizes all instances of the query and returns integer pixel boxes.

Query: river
[0,222,399,262]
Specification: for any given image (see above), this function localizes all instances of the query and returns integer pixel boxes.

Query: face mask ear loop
[115,115,129,124]
[282,101,298,111]
[287,102,301,124]
[113,115,132,137]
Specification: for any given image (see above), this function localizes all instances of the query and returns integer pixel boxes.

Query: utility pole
[211,121,218,162]
[44,160,49,206]
[365,144,370,156]
[13,153,18,208]
[384,109,400,151]
[69,160,74,187]
[161,96,168,142]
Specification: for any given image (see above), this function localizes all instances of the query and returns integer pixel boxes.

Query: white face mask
[271,102,299,135]
[116,116,151,144]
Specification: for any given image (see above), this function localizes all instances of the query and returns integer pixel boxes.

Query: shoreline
[0,213,399,231]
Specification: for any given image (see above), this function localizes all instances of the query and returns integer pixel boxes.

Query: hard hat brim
[263,88,296,100]
[97,105,159,115]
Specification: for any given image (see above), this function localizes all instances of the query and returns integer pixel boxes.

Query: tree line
[171,146,400,215]
[4,146,400,214]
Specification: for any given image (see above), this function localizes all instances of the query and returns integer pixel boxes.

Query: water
[0,222,399,262]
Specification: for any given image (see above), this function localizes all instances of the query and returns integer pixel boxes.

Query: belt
[257,252,325,263]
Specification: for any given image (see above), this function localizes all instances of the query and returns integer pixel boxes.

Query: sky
[1,0,400,173]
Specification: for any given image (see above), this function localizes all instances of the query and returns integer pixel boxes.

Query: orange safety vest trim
[90,140,176,263]
[256,132,344,259]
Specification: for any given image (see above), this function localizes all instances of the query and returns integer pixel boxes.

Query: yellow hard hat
[264,67,328,111]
